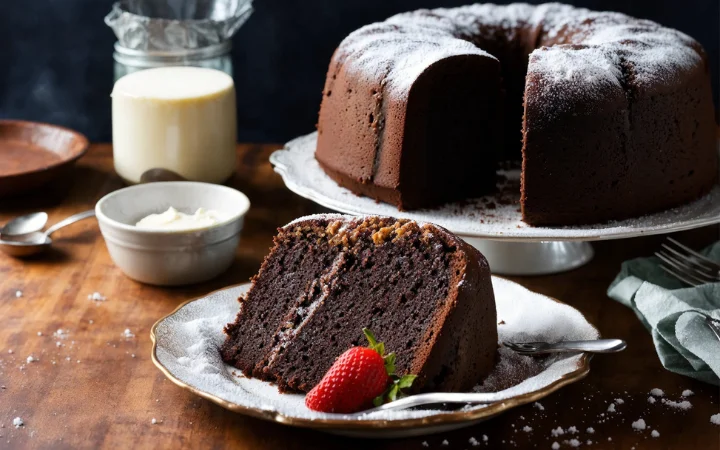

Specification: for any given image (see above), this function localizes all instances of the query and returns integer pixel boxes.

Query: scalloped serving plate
[269,132,720,242]
[152,277,599,438]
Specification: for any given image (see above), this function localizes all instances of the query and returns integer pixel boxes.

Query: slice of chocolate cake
[221,214,497,393]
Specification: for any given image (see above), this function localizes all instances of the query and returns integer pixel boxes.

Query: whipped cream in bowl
[95,182,250,286]
[135,207,227,231]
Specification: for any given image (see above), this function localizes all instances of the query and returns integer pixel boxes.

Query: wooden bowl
[0,120,89,197]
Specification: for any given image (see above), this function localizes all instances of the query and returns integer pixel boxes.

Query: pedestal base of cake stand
[461,237,594,276]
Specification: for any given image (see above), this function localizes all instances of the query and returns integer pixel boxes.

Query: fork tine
[661,243,717,275]
[656,251,720,284]
[656,253,705,286]
[658,263,700,286]
[666,237,720,271]
[704,316,720,341]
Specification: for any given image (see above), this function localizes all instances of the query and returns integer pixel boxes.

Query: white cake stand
[270,132,720,275]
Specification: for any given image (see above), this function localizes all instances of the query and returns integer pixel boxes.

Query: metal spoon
[0,210,96,257]
[0,212,48,237]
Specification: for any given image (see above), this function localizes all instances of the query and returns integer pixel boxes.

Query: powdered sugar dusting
[272,134,720,240]
[333,3,702,106]
[153,277,597,427]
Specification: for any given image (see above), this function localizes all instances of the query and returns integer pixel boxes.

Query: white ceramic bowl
[95,182,250,286]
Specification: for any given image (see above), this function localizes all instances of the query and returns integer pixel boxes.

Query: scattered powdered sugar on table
[662,399,692,410]
[647,396,656,404]
[15,291,22,298]
[53,329,69,340]
[631,418,646,430]
[123,329,135,339]
[711,414,720,425]
[12,417,23,428]
[651,430,660,438]
[88,292,107,302]
[649,388,665,397]
[551,442,560,450]
[153,278,598,423]
[273,133,720,240]
[681,389,694,397]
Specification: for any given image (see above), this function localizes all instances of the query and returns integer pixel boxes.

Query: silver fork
[342,339,626,418]
[502,339,627,355]
[703,315,720,341]
[655,237,720,286]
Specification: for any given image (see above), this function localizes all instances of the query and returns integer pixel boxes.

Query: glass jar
[113,41,233,82]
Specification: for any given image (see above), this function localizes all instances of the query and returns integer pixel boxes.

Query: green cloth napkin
[607,242,720,385]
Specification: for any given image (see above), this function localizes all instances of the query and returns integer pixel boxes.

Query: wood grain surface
[0,144,718,449]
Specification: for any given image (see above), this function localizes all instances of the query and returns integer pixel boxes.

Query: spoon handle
[45,210,96,237]
[541,339,627,354]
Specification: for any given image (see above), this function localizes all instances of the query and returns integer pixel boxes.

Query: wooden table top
[0,144,718,449]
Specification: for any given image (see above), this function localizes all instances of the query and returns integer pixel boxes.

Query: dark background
[0,0,717,143]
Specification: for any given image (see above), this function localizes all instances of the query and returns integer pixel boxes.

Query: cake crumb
[651,430,660,438]
[523,426,533,433]
[631,418,646,430]
[89,319,94,324]
[681,389,694,397]
[37,332,42,336]
[649,388,664,397]
[12,417,23,428]
[151,418,157,425]
[26,355,36,364]
[648,396,656,404]
[607,403,616,413]
[551,442,560,450]
[7,349,13,354]
[15,291,22,298]
[710,413,720,425]
[534,402,545,411]
[469,436,480,446]
[586,427,595,434]
[123,329,135,338]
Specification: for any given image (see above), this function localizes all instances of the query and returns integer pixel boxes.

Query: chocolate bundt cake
[221,215,497,393]
[315,3,717,226]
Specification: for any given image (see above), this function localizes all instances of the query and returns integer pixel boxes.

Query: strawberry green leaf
[373,394,385,407]
[397,374,417,389]
[383,352,396,376]
[362,328,384,356]
[387,384,400,402]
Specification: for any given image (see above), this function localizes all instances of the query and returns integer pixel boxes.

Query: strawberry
[305,328,417,413]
